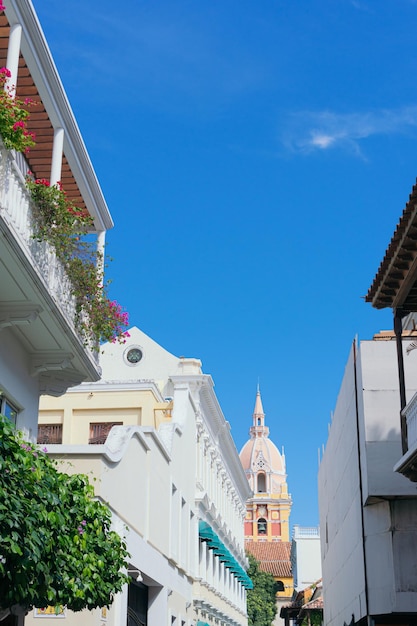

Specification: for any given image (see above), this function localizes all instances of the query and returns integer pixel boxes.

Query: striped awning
[199,521,253,589]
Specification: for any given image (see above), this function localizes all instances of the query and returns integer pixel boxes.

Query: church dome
[240,434,284,474]
[239,388,287,492]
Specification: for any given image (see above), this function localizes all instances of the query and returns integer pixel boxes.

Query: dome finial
[252,384,265,429]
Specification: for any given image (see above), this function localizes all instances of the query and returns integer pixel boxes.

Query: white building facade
[29,327,251,626]
[290,526,321,592]
[0,2,117,622]
[318,333,417,626]
[0,0,113,438]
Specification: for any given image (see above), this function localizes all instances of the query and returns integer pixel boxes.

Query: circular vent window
[125,347,143,365]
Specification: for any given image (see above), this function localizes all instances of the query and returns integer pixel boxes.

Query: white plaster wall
[319,337,417,626]
[318,344,367,626]
[293,536,322,589]
[168,385,199,577]
[0,327,40,436]
[363,500,395,616]
[99,326,179,398]
[32,328,248,625]
[25,424,194,626]
[358,339,417,499]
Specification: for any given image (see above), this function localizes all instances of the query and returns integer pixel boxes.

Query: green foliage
[26,176,129,347]
[302,612,322,626]
[0,415,130,613]
[246,553,279,626]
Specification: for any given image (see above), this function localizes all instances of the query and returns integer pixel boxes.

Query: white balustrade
[403,392,417,451]
[0,142,98,361]
[292,524,320,538]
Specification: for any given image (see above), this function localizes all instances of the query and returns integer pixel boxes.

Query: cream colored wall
[38,389,171,444]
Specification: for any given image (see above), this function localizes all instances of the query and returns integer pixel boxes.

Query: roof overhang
[1,1,113,232]
[366,180,417,311]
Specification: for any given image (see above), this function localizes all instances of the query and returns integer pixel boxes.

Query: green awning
[197,622,210,626]
[198,521,253,589]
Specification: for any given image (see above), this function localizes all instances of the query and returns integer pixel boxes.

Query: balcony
[89,422,123,445]
[0,140,102,396]
[394,392,417,481]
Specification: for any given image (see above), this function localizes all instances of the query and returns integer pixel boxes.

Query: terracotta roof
[302,597,323,610]
[366,179,417,311]
[281,582,323,622]
[245,541,292,578]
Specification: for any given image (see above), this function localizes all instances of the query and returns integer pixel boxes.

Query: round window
[126,348,143,364]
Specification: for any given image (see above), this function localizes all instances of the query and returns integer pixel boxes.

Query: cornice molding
[47,425,172,464]
[0,303,42,329]
[31,351,74,376]
[37,369,85,397]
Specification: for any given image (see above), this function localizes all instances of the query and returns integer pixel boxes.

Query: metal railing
[37,423,63,444]
[88,422,123,445]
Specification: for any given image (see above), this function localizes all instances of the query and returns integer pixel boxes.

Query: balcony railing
[292,525,320,539]
[0,141,98,361]
[89,422,123,445]
[37,423,63,444]
[402,392,417,451]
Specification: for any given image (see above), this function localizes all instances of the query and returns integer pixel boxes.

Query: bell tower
[239,387,292,542]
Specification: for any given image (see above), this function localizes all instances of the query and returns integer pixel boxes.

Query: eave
[366,180,417,311]
[1,2,113,231]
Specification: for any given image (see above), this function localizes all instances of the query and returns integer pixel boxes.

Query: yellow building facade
[240,389,292,543]
[239,389,294,620]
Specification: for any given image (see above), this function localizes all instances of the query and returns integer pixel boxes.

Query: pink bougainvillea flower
[0,66,11,78]
[35,178,50,187]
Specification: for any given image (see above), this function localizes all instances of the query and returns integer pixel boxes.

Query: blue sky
[32,0,417,528]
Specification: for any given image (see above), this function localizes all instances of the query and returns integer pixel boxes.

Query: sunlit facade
[30,327,251,626]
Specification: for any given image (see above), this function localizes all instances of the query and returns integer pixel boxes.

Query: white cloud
[310,133,337,149]
[283,106,417,156]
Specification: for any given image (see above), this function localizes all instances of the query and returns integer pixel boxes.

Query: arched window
[257,518,267,534]
[257,473,266,493]
[276,580,285,592]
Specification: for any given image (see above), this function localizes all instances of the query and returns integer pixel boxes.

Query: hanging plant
[26,176,130,346]
[0,67,35,153]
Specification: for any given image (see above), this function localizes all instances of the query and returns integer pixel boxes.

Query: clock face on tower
[126,347,143,364]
